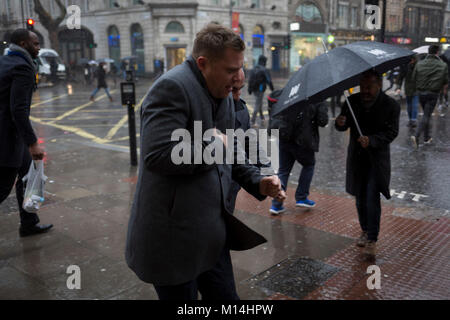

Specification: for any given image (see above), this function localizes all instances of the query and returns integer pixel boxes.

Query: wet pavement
[0,76,449,300]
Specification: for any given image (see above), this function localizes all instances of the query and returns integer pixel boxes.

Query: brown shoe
[90,96,95,102]
[364,240,377,257]
[356,231,368,247]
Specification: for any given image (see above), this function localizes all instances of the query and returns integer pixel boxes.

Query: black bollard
[121,81,138,166]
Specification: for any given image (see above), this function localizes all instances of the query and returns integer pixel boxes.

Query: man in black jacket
[90,62,113,102]
[0,29,53,237]
[248,55,274,126]
[335,70,400,258]
[269,100,328,215]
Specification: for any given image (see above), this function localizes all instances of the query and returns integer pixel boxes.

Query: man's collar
[186,56,208,90]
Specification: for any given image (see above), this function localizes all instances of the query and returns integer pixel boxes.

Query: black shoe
[19,223,53,237]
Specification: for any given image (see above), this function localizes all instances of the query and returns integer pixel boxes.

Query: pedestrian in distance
[411,44,448,149]
[269,99,329,215]
[335,70,400,259]
[125,23,286,301]
[0,29,53,237]
[248,55,274,127]
[90,62,113,102]
[396,55,419,128]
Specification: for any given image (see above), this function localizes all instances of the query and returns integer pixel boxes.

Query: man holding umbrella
[335,70,400,258]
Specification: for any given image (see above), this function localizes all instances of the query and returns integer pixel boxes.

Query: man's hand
[259,175,285,199]
[336,115,346,127]
[29,142,45,160]
[357,136,370,149]
[213,128,227,148]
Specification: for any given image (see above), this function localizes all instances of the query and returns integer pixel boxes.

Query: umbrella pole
[343,90,363,137]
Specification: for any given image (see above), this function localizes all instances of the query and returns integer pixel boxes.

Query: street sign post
[120,81,138,166]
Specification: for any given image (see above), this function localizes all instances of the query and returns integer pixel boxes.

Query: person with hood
[0,29,53,237]
[248,55,274,127]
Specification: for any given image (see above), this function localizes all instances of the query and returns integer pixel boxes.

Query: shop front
[290,32,326,72]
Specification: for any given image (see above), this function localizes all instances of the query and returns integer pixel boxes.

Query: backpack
[249,66,267,93]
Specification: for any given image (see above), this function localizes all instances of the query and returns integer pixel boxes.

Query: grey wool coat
[125,56,267,286]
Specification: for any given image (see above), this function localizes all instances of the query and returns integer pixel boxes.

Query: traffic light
[26,19,35,31]
[285,34,291,50]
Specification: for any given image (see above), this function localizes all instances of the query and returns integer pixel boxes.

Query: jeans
[251,91,265,124]
[272,140,315,208]
[153,246,239,300]
[406,95,418,121]
[91,87,112,99]
[355,164,381,242]
[416,93,439,142]
[0,151,40,227]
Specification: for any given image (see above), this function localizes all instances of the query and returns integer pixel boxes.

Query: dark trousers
[355,164,381,242]
[0,151,40,227]
[416,93,439,142]
[272,140,315,207]
[153,246,239,301]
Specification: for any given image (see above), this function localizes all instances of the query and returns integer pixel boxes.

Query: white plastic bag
[22,160,48,213]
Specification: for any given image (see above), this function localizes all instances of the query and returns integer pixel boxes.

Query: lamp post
[229,1,235,28]
[380,0,386,43]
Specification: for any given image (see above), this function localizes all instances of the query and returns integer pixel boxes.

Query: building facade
[0,0,290,74]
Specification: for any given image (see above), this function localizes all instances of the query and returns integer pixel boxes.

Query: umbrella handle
[344,90,363,137]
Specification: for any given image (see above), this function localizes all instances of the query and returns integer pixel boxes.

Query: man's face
[360,75,381,103]
[21,32,40,59]
[232,68,245,101]
[197,48,244,99]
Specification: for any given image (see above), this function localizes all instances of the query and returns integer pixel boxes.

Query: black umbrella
[273,41,415,130]
[442,48,450,62]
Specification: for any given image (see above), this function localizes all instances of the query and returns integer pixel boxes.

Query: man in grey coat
[125,23,285,300]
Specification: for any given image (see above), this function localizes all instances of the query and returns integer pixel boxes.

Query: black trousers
[154,246,239,301]
[0,151,39,227]
[355,164,381,242]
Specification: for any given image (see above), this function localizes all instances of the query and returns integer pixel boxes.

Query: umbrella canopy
[97,58,115,63]
[413,45,429,54]
[273,41,415,117]
[88,60,98,65]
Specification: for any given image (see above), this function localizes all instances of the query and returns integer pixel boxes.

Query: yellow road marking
[103,95,145,141]
[31,94,68,109]
[47,90,116,124]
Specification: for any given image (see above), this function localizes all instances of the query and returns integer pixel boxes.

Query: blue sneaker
[269,205,286,215]
[296,199,316,208]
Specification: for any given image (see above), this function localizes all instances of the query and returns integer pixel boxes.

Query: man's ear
[196,56,207,71]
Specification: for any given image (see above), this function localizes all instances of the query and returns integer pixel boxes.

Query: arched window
[165,21,185,33]
[107,25,121,63]
[252,25,264,67]
[130,23,145,74]
[295,2,323,24]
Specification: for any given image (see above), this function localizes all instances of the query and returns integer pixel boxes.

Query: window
[296,2,323,24]
[165,21,185,33]
[446,20,450,35]
[252,0,260,8]
[27,0,34,17]
[350,6,357,28]
[338,3,348,28]
[447,0,450,11]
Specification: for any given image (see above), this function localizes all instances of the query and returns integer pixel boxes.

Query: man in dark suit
[125,24,285,300]
[335,70,400,258]
[0,29,53,237]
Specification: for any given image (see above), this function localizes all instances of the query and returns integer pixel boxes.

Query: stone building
[0,0,290,74]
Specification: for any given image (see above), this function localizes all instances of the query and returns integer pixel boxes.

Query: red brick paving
[235,186,450,300]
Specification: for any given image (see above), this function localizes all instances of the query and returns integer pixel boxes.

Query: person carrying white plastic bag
[22,160,47,213]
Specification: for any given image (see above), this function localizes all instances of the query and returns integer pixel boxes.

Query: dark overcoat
[125,56,266,286]
[335,92,400,199]
[0,51,37,167]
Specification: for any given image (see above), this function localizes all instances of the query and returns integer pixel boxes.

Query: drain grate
[247,256,340,299]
